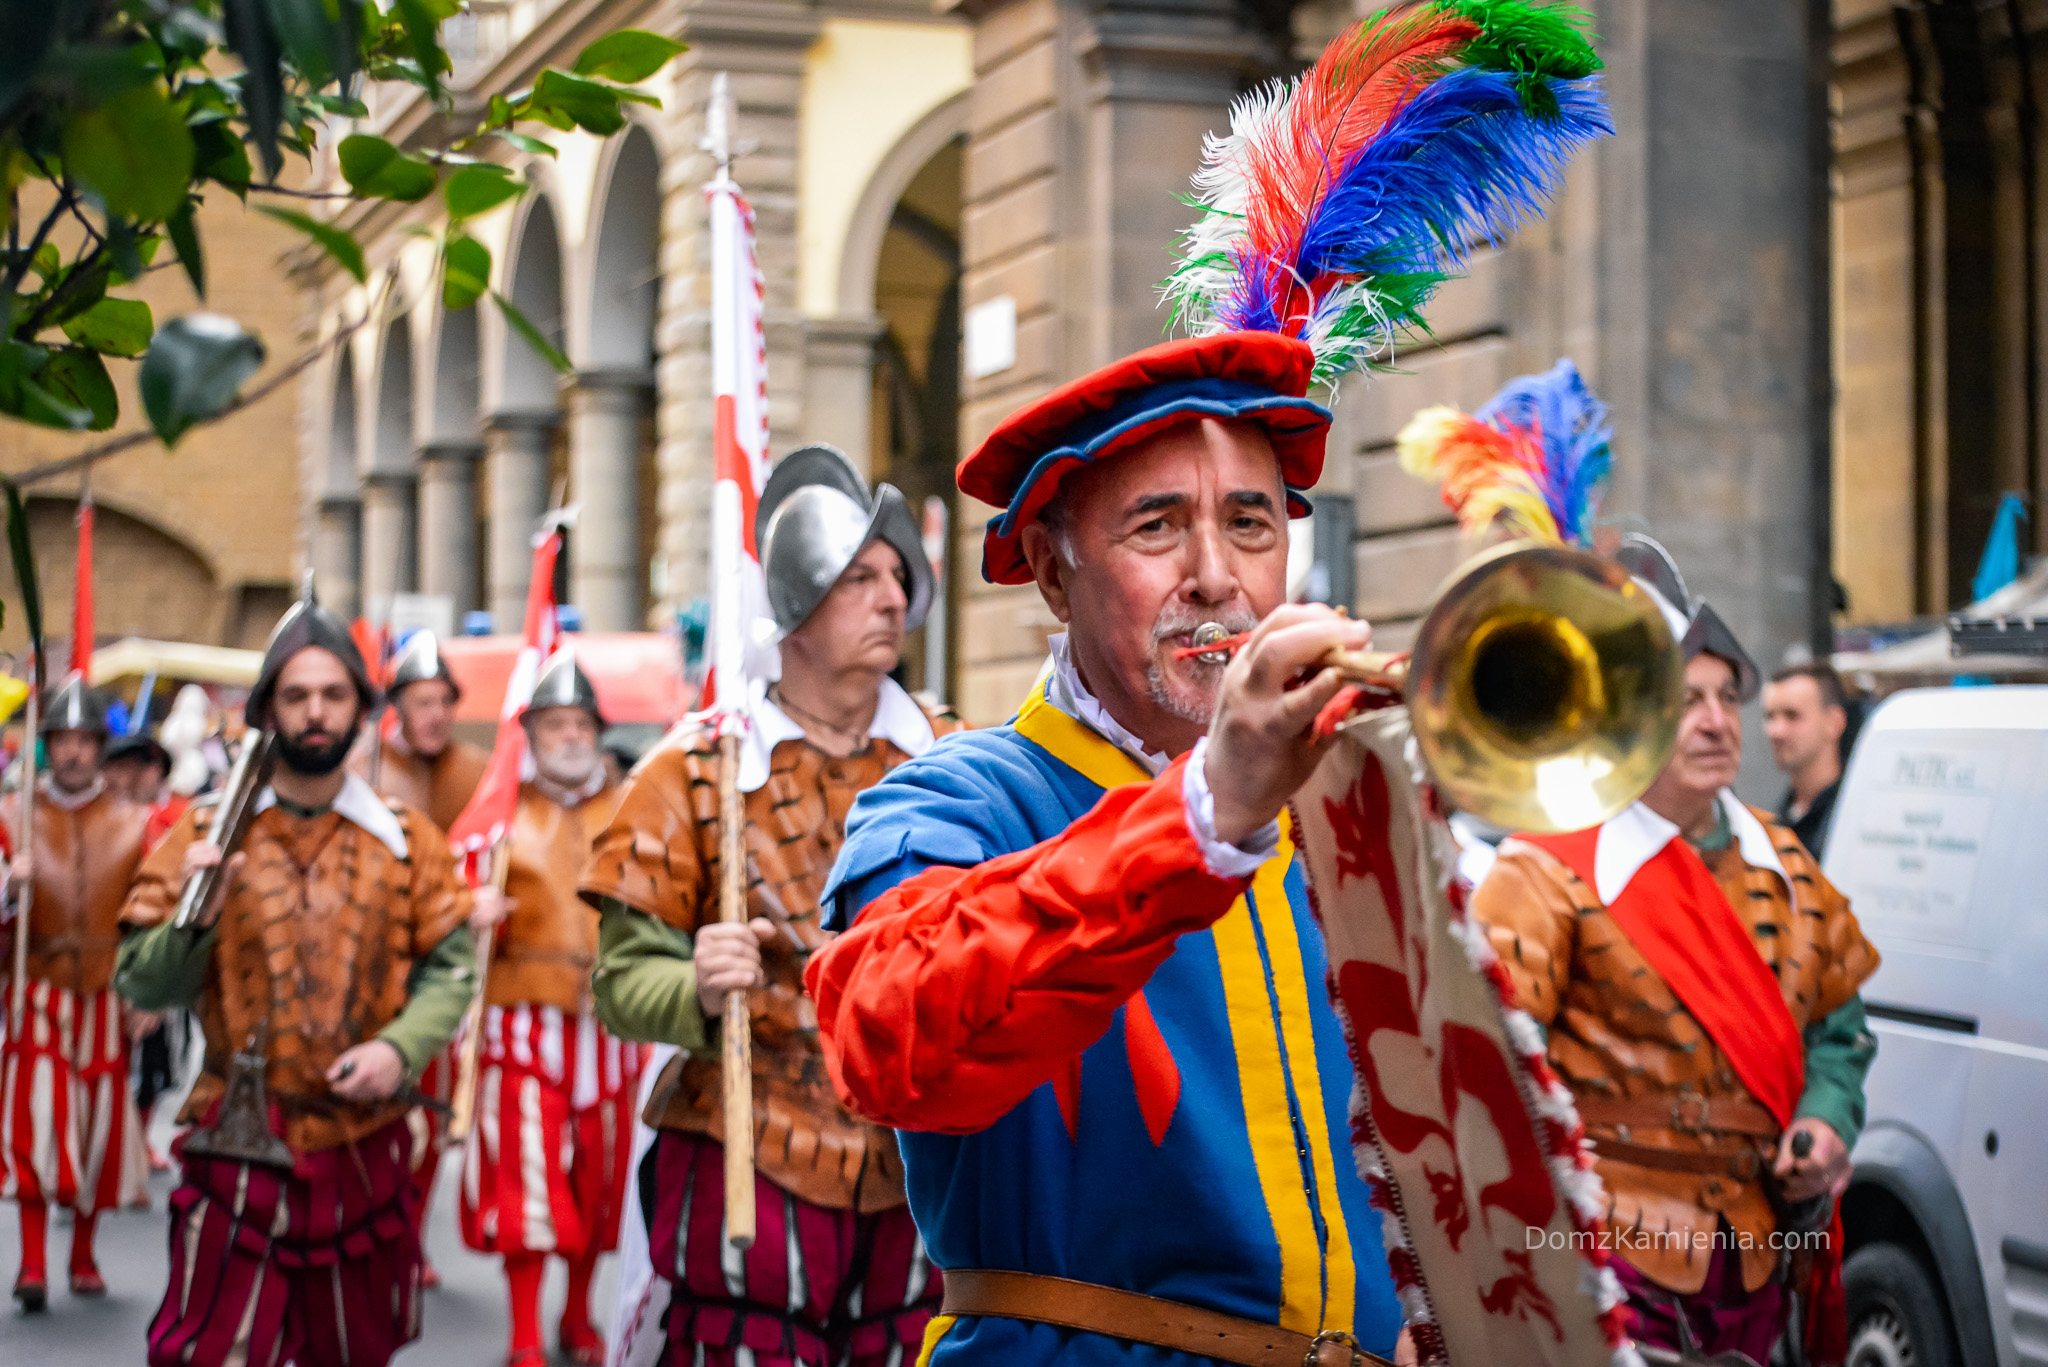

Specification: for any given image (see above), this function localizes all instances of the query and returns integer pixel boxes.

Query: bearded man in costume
[1,676,152,1309]
[1470,536,1879,1365]
[353,627,488,1283]
[460,647,644,1367]
[582,445,954,1367]
[116,588,477,1367]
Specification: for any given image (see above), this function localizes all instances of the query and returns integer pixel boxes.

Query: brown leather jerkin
[938,1270,1392,1367]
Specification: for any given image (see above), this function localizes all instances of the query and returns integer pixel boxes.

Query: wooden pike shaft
[716,730,756,1248]
[716,729,756,1248]
[7,683,35,1036]
[445,841,512,1145]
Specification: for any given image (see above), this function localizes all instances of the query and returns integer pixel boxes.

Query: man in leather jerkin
[458,647,644,1367]
[583,446,955,1367]
[1,675,151,1309]
[1470,535,1879,1366]
[117,587,476,1367]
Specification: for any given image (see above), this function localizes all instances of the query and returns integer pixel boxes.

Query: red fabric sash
[1520,825,1804,1127]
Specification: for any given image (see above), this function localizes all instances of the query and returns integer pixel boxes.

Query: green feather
[1444,0,1601,116]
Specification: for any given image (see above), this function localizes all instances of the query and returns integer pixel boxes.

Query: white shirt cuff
[1183,736,1282,879]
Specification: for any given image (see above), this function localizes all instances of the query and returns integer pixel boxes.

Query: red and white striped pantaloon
[148,1114,421,1367]
[651,1131,941,1367]
[0,980,146,1214]
[459,1003,646,1259]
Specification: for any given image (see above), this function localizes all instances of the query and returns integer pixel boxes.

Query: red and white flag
[70,490,93,677]
[703,70,772,720]
[447,525,562,875]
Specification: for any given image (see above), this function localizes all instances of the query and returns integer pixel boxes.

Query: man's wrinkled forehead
[1067,417,1286,522]
[274,645,355,693]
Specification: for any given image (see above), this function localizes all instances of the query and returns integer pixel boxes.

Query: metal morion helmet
[753,444,933,638]
[41,672,111,736]
[524,646,605,728]
[1613,533,1760,702]
[388,630,460,701]
[245,572,378,727]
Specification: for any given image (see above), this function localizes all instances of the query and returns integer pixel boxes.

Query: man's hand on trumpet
[1204,603,1373,847]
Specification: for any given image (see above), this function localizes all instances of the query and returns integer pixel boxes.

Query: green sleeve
[374,926,478,1076]
[115,921,217,1011]
[1795,995,1877,1150]
[591,898,710,1052]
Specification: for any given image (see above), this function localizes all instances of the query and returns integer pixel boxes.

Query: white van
[1824,685,2048,1367]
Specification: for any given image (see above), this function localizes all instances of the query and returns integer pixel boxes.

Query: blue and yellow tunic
[817,678,1404,1365]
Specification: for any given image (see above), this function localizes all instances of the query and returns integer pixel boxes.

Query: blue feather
[1219,70,1611,362]
[1474,357,1611,544]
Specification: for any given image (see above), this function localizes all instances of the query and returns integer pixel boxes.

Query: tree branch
[10,305,380,488]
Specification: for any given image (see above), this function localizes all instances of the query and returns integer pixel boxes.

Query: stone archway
[0,497,219,655]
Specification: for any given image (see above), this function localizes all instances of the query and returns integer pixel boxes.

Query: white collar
[1041,632,1172,778]
[1589,790,1788,905]
[734,676,936,794]
[255,772,408,859]
[40,775,106,811]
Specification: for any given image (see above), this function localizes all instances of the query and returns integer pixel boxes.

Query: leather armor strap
[1589,1135,1772,1181]
[1576,1093,1779,1139]
[939,1269,1392,1367]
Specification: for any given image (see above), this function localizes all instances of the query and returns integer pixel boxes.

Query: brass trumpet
[1196,539,1682,833]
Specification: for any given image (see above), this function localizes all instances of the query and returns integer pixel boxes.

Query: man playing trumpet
[116,586,476,1367]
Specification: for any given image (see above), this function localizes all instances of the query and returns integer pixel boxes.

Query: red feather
[1240,11,1480,332]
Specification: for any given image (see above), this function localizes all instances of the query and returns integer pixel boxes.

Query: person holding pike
[116,583,477,1367]
[582,445,957,1367]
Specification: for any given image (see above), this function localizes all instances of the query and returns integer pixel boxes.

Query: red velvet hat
[958,332,1330,585]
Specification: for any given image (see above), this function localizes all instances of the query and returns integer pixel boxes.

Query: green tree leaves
[339,135,436,201]
[63,85,194,220]
[573,31,686,84]
[140,314,266,446]
[1,4,682,446]
[258,207,366,282]
[61,297,153,356]
[443,164,521,220]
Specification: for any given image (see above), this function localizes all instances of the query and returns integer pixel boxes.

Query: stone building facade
[298,0,973,691]
[302,0,1938,769]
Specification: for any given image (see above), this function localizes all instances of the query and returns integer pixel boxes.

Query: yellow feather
[1395,407,1467,478]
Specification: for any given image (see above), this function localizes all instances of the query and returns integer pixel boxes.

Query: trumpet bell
[1405,539,1682,834]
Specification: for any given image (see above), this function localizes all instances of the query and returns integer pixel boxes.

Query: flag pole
[705,69,757,1252]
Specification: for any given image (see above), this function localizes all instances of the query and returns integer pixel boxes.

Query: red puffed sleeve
[803,752,1249,1135]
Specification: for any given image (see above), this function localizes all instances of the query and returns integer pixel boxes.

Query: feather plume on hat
[1396,357,1612,547]
[1162,0,1611,388]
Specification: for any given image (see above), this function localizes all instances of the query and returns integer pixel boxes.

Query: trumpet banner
[1290,708,1638,1367]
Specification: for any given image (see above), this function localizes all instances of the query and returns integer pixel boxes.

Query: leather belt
[1576,1092,1779,1139]
[1590,1135,1770,1181]
[939,1269,1392,1367]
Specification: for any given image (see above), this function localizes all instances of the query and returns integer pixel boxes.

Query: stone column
[801,316,885,473]
[313,492,363,621]
[651,3,821,615]
[1592,0,1828,792]
[485,412,556,630]
[565,370,653,630]
[359,470,418,620]
[417,440,483,619]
